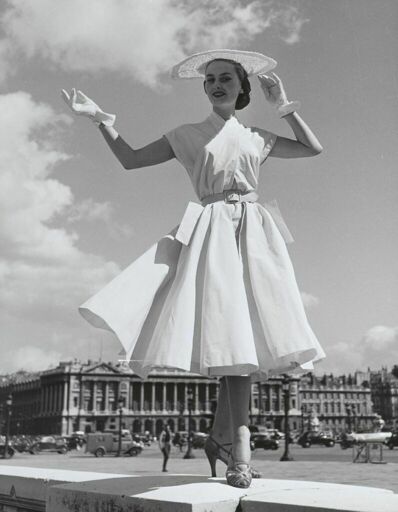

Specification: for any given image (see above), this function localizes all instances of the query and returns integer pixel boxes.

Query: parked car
[65,433,86,450]
[133,433,152,446]
[86,432,143,457]
[250,433,279,450]
[385,432,398,450]
[266,429,285,440]
[11,435,33,453]
[29,435,69,454]
[298,431,335,448]
[0,435,15,458]
[249,425,268,434]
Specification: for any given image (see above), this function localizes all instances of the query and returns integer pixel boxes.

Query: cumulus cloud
[66,198,133,240]
[362,325,398,348]
[0,91,120,373]
[319,325,398,375]
[0,0,308,86]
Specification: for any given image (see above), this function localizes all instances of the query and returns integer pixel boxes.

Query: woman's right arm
[99,124,175,170]
[61,89,175,170]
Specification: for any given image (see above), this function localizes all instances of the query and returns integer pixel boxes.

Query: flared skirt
[79,201,325,379]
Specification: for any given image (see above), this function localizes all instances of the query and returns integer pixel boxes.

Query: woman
[62,49,325,488]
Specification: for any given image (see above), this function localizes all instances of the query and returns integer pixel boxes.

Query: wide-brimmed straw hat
[171,49,277,79]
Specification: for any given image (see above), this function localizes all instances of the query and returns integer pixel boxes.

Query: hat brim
[171,49,277,79]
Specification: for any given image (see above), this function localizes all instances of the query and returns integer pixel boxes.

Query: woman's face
[204,60,242,109]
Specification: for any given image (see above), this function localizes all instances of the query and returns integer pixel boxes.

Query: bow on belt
[175,190,294,246]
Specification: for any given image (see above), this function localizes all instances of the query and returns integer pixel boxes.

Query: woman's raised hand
[61,88,116,126]
[258,72,288,106]
[257,72,300,118]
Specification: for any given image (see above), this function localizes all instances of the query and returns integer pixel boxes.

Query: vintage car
[86,432,143,457]
[29,435,69,454]
[386,432,398,450]
[297,431,336,448]
[250,433,279,450]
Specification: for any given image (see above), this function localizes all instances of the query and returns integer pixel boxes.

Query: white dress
[79,111,326,380]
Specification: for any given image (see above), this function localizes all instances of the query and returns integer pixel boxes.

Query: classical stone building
[0,361,219,436]
[370,367,398,429]
[297,372,375,432]
[0,360,379,436]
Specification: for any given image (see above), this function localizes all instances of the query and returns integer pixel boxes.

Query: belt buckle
[224,190,241,203]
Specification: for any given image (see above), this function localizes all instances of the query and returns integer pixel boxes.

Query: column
[184,383,188,412]
[92,381,97,412]
[163,383,167,412]
[49,385,53,414]
[278,386,283,413]
[173,383,178,412]
[151,382,156,412]
[105,382,109,411]
[63,381,69,413]
[57,384,61,412]
[140,382,144,412]
[205,383,209,412]
[40,387,45,414]
[195,383,199,413]
[268,386,272,412]
[56,384,61,412]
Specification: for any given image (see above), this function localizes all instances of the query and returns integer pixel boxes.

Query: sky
[0,0,397,376]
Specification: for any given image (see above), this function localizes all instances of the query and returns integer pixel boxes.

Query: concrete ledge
[241,479,398,512]
[1,467,397,512]
[0,465,131,511]
[47,475,397,512]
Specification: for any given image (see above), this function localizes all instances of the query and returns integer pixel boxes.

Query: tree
[392,365,398,379]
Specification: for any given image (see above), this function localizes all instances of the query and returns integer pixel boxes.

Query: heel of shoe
[204,444,217,477]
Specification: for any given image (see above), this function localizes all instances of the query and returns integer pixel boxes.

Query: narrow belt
[201,189,258,206]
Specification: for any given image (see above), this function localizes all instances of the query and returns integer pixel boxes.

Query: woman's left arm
[256,73,323,159]
[268,112,323,158]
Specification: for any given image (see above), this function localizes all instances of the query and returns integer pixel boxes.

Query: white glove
[257,72,300,118]
[61,88,116,126]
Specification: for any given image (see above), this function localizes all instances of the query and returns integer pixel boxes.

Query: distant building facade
[0,361,219,436]
[0,360,383,436]
[370,367,398,429]
[297,372,375,433]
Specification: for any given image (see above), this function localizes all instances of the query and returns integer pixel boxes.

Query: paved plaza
[1,443,397,494]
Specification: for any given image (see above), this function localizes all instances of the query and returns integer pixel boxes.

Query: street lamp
[300,405,306,433]
[3,394,12,459]
[280,375,294,461]
[116,396,124,457]
[183,385,195,459]
[257,381,263,425]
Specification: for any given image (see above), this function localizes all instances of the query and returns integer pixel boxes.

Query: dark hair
[205,58,251,110]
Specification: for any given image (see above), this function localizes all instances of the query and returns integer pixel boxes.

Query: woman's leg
[225,375,251,466]
[210,377,233,444]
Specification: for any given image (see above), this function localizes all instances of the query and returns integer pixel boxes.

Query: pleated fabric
[79,201,325,380]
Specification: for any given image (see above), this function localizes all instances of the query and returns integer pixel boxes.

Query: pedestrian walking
[158,424,172,472]
[62,48,326,489]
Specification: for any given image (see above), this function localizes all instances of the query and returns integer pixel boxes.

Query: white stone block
[47,476,396,512]
[241,480,398,512]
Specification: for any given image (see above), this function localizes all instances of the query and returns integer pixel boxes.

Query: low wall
[0,466,397,512]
